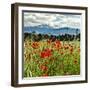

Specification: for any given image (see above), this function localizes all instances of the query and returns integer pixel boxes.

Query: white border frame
[18,6,86,84]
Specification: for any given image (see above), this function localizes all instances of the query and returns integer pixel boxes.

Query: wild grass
[24,38,80,77]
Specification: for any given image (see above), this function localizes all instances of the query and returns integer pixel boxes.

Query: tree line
[24,32,80,41]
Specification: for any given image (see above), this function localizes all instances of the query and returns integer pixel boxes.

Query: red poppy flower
[40,48,52,58]
[54,40,62,49]
[40,65,48,71]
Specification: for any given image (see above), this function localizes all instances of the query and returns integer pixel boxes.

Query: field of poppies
[24,36,80,77]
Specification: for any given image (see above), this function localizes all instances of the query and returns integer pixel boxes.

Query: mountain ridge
[24,26,80,36]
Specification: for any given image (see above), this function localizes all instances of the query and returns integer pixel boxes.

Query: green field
[24,38,80,77]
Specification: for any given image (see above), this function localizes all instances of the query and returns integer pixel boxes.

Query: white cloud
[24,12,81,29]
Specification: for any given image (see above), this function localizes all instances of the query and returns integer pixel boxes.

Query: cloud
[24,12,81,29]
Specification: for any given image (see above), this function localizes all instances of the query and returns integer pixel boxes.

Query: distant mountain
[24,25,80,36]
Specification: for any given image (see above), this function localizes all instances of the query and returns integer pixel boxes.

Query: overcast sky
[24,12,81,29]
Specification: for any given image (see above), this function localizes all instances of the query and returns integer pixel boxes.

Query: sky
[24,12,81,29]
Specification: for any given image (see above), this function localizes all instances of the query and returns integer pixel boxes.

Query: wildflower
[54,40,62,49]
[31,42,39,49]
[40,65,48,71]
[40,48,52,58]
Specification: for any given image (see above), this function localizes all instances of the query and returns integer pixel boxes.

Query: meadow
[24,34,80,77]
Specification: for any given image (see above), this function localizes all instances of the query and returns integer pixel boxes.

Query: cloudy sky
[24,12,81,29]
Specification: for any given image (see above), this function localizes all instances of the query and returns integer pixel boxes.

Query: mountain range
[24,24,80,36]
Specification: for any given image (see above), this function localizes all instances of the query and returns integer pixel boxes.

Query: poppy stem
[30,70,32,77]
